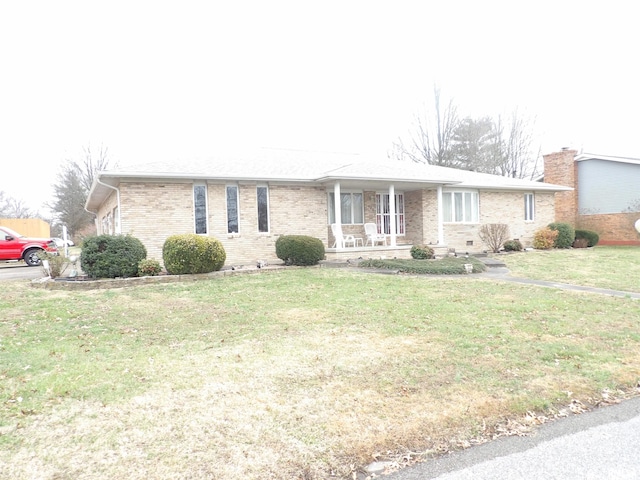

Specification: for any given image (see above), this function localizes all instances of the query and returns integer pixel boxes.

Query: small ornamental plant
[410,245,435,259]
[533,227,559,250]
[138,259,162,276]
[503,239,523,252]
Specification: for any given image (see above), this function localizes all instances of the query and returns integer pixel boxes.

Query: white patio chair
[331,223,358,248]
[364,222,387,246]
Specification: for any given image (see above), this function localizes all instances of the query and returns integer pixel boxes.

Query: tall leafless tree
[0,191,37,218]
[79,144,111,192]
[391,86,459,167]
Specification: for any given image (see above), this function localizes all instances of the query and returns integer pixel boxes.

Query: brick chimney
[543,148,578,225]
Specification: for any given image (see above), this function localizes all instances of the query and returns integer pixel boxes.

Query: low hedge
[275,235,325,266]
[359,257,486,275]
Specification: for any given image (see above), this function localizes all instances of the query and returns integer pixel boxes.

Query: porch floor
[325,244,413,261]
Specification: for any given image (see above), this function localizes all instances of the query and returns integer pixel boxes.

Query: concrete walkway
[478,262,640,300]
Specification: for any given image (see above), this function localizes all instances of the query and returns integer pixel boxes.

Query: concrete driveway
[0,262,47,281]
[385,396,640,479]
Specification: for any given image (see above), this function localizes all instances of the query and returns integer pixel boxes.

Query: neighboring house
[543,149,640,245]
[85,150,570,266]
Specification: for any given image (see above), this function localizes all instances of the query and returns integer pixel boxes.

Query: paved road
[385,394,640,479]
[0,262,46,281]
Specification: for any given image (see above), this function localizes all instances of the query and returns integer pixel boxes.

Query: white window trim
[327,191,364,225]
[442,189,479,224]
[524,193,535,222]
[226,184,240,235]
[257,185,270,234]
[193,183,209,235]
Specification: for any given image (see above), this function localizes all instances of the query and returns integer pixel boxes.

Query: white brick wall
[97,181,557,266]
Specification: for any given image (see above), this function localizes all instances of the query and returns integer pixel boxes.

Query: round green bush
[575,229,599,247]
[162,234,226,275]
[503,239,523,251]
[275,235,325,266]
[548,222,575,249]
[410,245,435,259]
[81,234,147,278]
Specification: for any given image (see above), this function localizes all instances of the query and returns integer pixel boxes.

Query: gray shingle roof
[86,148,571,210]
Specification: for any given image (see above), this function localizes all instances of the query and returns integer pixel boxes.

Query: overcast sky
[1,1,638,215]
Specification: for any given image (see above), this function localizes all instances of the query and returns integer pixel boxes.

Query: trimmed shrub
[548,222,575,249]
[411,245,435,259]
[503,239,523,252]
[81,235,147,278]
[275,235,325,266]
[575,229,599,247]
[162,234,226,275]
[533,227,558,250]
[138,258,162,276]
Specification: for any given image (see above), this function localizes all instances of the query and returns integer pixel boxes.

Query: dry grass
[499,246,640,292]
[2,267,640,479]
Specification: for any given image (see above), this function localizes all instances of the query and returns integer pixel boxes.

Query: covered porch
[323,176,450,260]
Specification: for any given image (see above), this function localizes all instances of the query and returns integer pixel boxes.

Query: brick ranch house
[85,150,570,267]
[543,149,640,245]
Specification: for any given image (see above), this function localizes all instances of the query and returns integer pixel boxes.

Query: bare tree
[493,109,541,179]
[392,86,459,167]
[0,191,37,218]
[79,144,111,192]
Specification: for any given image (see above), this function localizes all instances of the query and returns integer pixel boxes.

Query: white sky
[1,1,638,215]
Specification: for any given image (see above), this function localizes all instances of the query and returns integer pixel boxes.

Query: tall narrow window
[375,193,405,235]
[257,186,269,233]
[327,192,363,224]
[113,206,120,234]
[226,185,239,234]
[524,193,535,221]
[194,184,208,234]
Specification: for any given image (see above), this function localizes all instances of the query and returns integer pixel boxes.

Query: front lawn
[499,246,640,293]
[1,268,639,478]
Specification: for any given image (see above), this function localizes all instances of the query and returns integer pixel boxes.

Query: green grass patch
[359,256,487,274]
[1,268,639,478]
[500,246,640,292]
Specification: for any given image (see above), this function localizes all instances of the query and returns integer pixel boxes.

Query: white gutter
[85,178,122,234]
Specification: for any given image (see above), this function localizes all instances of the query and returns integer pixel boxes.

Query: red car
[0,226,58,267]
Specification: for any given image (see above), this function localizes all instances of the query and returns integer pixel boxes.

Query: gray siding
[577,160,640,214]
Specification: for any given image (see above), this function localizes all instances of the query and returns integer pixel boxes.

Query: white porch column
[437,185,444,245]
[388,184,397,247]
[333,182,342,248]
